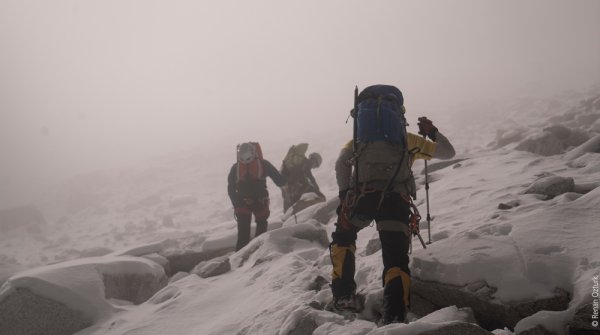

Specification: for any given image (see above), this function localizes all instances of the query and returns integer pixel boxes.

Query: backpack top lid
[358,85,404,107]
[356,85,407,144]
[237,142,263,163]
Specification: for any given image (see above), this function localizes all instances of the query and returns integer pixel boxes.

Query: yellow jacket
[335,132,455,193]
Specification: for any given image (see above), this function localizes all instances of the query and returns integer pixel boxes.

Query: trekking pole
[353,86,359,188]
[423,138,432,245]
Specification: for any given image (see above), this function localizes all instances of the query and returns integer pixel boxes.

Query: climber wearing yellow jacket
[330,115,455,325]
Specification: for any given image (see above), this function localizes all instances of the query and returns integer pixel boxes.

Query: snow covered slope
[1,90,599,334]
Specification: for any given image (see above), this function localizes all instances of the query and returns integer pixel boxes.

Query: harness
[343,144,427,249]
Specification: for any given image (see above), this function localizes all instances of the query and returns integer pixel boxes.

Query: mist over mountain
[1,87,599,335]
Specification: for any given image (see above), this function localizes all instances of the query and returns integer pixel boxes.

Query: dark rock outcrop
[411,278,570,330]
[0,288,92,335]
[160,246,233,274]
[102,272,167,304]
[566,302,600,335]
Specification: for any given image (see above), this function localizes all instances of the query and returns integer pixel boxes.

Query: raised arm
[262,159,287,187]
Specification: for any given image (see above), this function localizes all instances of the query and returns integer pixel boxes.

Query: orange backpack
[236,142,264,181]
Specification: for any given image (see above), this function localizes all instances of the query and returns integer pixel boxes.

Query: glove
[418,117,438,142]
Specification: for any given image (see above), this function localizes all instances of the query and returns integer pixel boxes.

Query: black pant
[330,191,412,321]
[236,216,267,251]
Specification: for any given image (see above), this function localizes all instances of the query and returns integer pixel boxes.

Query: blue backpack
[353,85,415,196]
[356,85,407,147]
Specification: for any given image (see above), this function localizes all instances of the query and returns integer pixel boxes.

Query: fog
[1,0,599,208]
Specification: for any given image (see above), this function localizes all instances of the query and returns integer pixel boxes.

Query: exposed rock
[0,288,92,335]
[365,238,382,256]
[103,272,167,304]
[192,256,231,278]
[524,176,575,198]
[411,278,570,330]
[0,256,168,334]
[411,290,439,318]
[161,246,233,274]
[498,203,514,210]
[517,325,556,335]
[566,302,600,335]
[418,321,493,335]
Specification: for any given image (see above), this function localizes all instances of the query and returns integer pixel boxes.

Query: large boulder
[524,175,575,198]
[0,255,167,335]
[515,126,590,156]
[566,302,600,335]
[0,288,91,335]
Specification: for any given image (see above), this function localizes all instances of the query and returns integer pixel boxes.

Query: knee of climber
[383,267,411,307]
[331,229,357,247]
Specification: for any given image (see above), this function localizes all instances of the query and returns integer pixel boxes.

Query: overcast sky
[1,0,599,207]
